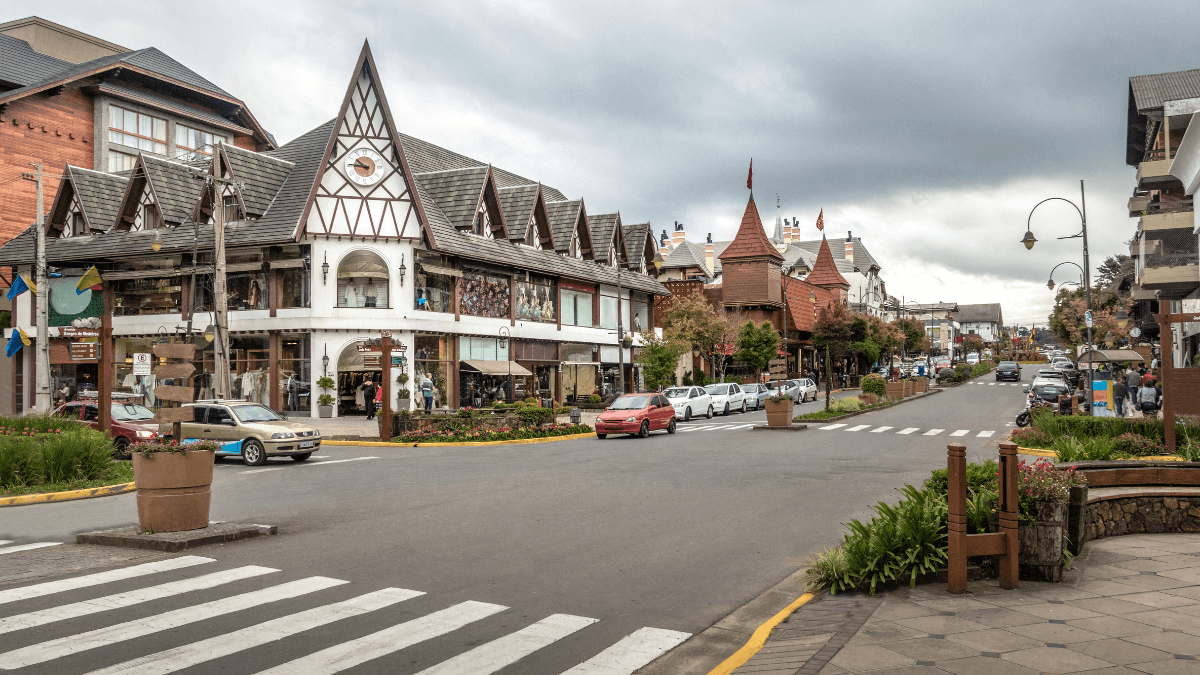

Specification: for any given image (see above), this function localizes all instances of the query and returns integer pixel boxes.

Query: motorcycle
[1015,397,1053,428]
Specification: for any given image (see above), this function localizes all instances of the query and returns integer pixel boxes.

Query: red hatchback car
[53,401,160,459]
[595,393,678,439]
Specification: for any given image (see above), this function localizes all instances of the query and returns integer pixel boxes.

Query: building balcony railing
[1142,198,1194,217]
[1139,209,1195,235]
[1138,227,1200,292]
[1137,159,1182,189]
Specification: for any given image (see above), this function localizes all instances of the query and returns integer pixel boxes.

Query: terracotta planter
[903,381,914,396]
[1019,499,1068,582]
[764,398,795,426]
[885,382,904,399]
[915,378,927,393]
[132,450,215,533]
[861,393,878,405]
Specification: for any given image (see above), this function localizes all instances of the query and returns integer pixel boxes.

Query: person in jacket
[421,373,435,412]
[1113,380,1127,417]
[1138,379,1161,416]
[1125,368,1142,408]
[363,378,378,420]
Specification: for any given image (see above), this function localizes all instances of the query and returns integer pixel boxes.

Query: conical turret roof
[805,236,849,288]
[718,195,784,261]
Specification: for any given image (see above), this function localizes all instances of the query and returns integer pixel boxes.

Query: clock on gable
[344,147,386,186]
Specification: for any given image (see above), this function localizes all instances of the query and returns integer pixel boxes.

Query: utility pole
[211,152,230,398]
[1080,180,1094,414]
[22,162,50,411]
[616,266,625,395]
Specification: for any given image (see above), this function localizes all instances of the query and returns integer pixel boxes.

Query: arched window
[337,250,389,308]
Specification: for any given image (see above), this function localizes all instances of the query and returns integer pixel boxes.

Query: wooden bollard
[947,442,1019,593]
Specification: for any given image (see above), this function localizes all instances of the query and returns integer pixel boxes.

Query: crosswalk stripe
[560,626,691,674]
[724,424,756,430]
[242,456,379,475]
[0,542,60,555]
[0,541,11,547]
[84,588,422,675]
[819,424,846,430]
[869,426,893,433]
[897,428,919,435]
[416,613,598,675]
[977,430,995,437]
[846,425,871,432]
[0,556,213,606]
[0,565,278,635]
[0,576,347,669]
[949,430,969,437]
[254,600,507,674]
[923,429,945,436]
[988,383,996,386]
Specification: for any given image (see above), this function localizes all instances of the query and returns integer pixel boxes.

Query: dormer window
[608,246,617,267]
[142,204,161,230]
[473,204,494,238]
[525,217,543,249]
[71,212,87,237]
[569,234,583,259]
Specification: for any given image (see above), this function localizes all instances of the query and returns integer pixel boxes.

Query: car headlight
[135,430,155,438]
[270,432,295,439]
[624,416,637,423]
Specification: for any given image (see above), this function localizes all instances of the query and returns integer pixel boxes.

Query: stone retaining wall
[1085,496,1200,540]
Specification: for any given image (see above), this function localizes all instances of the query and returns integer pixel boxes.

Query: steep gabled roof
[783,276,836,333]
[588,212,628,265]
[954,303,1003,324]
[1130,69,1200,114]
[791,237,880,272]
[45,165,127,237]
[0,32,70,88]
[398,132,568,202]
[498,183,540,242]
[661,241,710,275]
[623,222,653,270]
[219,144,295,218]
[804,236,849,288]
[415,167,489,230]
[718,196,784,261]
[546,200,584,254]
[139,155,208,225]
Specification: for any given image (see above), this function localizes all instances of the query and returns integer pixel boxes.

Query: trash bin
[570,407,582,424]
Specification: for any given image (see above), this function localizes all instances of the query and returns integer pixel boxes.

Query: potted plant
[132,440,221,533]
[1014,459,1083,582]
[316,376,335,418]
[763,389,794,426]
[396,372,411,408]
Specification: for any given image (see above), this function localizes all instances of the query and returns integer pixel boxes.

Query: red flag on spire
[746,159,753,191]
[815,208,824,231]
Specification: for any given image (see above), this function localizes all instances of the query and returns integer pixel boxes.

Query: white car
[1031,369,1071,391]
[965,353,980,365]
[704,382,747,415]
[794,378,818,402]
[662,386,714,421]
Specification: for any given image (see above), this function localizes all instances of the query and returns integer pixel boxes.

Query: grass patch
[794,400,895,421]
[0,461,133,497]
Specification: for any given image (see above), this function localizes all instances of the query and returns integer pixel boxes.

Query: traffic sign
[1084,310,1093,328]
[132,352,152,376]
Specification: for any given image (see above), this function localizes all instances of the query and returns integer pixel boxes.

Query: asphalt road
[0,376,1027,674]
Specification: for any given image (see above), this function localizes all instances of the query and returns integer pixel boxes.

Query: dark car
[996,361,1021,382]
[53,401,160,459]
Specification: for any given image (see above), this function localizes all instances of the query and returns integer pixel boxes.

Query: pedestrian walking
[1138,379,1160,417]
[1125,368,1141,406]
[421,373,435,412]
[363,378,378,420]
[1113,379,1127,418]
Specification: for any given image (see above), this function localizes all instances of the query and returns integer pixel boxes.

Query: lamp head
[1021,230,1037,250]
[150,229,163,252]
[1047,279,1055,290]
[202,324,215,343]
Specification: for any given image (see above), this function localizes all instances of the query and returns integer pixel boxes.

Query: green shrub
[1052,436,1115,462]
[1033,410,1199,443]
[829,397,863,413]
[831,485,948,595]
[936,367,954,384]
[861,374,886,397]
[1113,433,1167,457]
[0,436,37,487]
[38,429,112,483]
[455,407,478,419]
[924,459,998,497]
[803,547,849,591]
[1008,426,1051,449]
[517,406,555,428]
[587,394,602,406]
[492,400,505,408]
[524,397,539,405]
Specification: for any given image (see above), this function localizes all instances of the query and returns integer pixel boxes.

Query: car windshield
[111,404,155,422]
[704,385,726,395]
[1035,386,1066,400]
[609,395,649,410]
[662,388,691,399]
[231,404,284,423]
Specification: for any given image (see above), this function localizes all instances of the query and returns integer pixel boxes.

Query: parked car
[162,401,321,465]
[53,401,160,459]
[996,361,1021,381]
[794,378,819,402]
[1028,383,1070,412]
[596,392,678,439]
[662,386,714,421]
[935,358,952,370]
[741,384,770,410]
[766,379,800,401]
[1036,368,1075,393]
[965,352,980,365]
[704,382,747,415]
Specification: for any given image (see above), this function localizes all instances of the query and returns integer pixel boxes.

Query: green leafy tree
[660,294,741,383]
[814,302,854,409]
[636,332,685,391]
[733,321,781,384]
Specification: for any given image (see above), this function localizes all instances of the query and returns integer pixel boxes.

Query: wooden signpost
[947,442,1019,593]
[153,342,196,440]
[380,332,392,443]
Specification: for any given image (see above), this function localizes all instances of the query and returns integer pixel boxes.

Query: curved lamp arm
[1021,197,1085,249]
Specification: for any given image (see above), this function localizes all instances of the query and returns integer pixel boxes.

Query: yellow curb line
[1015,446,1186,462]
[0,481,136,507]
[707,592,815,675]
[323,432,596,448]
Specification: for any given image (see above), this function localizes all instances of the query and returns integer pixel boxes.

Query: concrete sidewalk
[736,533,1200,674]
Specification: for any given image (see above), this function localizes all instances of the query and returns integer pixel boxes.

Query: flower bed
[1013,410,1200,461]
[390,423,592,444]
[0,415,125,496]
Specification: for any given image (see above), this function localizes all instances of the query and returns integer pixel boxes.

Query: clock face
[344,148,386,186]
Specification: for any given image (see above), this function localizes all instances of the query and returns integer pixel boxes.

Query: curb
[706,592,815,675]
[1014,445,1185,462]
[323,432,595,448]
[793,388,943,424]
[0,481,136,508]
[78,522,276,552]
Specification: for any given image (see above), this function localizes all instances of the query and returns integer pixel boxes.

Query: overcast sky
[36,0,1200,324]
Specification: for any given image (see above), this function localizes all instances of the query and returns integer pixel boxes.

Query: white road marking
[819,424,847,430]
[254,600,508,674]
[0,542,60,555]
[560,626,692,674]
[923,429,945,436]
[416,613,598,675]
[84,588,421,675]
[0,576,347,669]
[950,430,969,437]
[988,383,996,386]
[977,430,996,437]
[0,565,277,635]
[0,541,11,547]
[0,556,213,606]
[241,456,379,475]
[869,426,894,433]
[724,424,756,430]
[897,428,919,435]
[846,425,871,432]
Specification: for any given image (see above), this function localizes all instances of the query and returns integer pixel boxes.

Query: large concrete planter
[316,405,334,418]
[132,450,215,533]
[764,399,795,426]
[885,382,904,399]
[861,393,878,405]
[915,378,927,393]
[903,380,914,397]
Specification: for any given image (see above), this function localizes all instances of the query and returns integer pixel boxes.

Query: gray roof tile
[221,144,295,217]
[498,184,539,242]
[69,166,126,233]
[414,167,488,230]
[1130,69,1200,113]
[398,132,568,202]
[546,200,583,253]
[0,33,71,88]
[139,155,208,226]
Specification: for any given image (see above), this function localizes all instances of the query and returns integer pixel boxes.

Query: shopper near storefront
[363,379,378,420]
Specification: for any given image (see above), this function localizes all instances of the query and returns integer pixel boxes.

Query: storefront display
[415,333,453,409]
[113,277,182,316]
[514,340,558,403]
[279,334,310,414]
[459,270,510,318]
[561,342,598,404]
[515,275,556,323]
[415,253,457,313]
[338,251,390,308]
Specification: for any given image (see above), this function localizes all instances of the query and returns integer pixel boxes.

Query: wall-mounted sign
[132,352,152,375]
[59,326,99,339]
[69,342,98,361]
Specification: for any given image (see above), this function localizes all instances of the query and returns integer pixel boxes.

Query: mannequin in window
[248,280,261,309]
[343,282,359,308]
[365,280,377,308]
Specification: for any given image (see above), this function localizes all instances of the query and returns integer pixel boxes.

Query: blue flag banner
[5,274,30,301]
[5,328,29,358]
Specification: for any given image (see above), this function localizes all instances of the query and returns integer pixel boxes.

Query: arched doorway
[336,340,380,416]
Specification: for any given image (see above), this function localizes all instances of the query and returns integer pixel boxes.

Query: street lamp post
[499,326,511,403]
[1022,180,1093,413]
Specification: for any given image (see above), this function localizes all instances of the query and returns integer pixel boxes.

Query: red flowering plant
[391,423,591,444]
[1015,458,1086,524]
[1008,427,1050,449]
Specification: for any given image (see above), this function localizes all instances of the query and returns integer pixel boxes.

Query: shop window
[227,272,267,310]
[631,295,649,333]
[458,336,510,361]
[113,277,181,316]
[600,294,618,330]
[279,267,311,308]
[415,334,453,410]
[337,251,389,308]
[415,255,455,313]
[458,270,510,319]
[176,124,226,161]
[280,335,310,413]
[514,275,555,323]
[107,150,137,173]
[561,289,594,327]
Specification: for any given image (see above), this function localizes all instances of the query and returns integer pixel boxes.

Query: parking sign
[132,352,152,376]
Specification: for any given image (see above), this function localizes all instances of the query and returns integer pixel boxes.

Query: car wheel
[291,453,312,462]
[667,418,677,434]
[242,439,266,466]
[113,437,131,460]
[740,401,747,413]
[706,405,713,419]
[684,407,692,422]
[596,434,607,439]
[637,421,650,438]
[723,403,730,416]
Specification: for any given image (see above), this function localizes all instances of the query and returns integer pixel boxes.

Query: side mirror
[224,419,238,426]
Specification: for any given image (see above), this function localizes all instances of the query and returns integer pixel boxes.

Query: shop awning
[463,360,532,376]
[1076,349,1145,364]
[419,264,462,278]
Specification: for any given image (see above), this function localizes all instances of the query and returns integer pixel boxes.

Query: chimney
[704,234,714,275]
[660,229,669,247]
[672,221,686,246]
[845,231,854,264]
[781,218,790,244]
